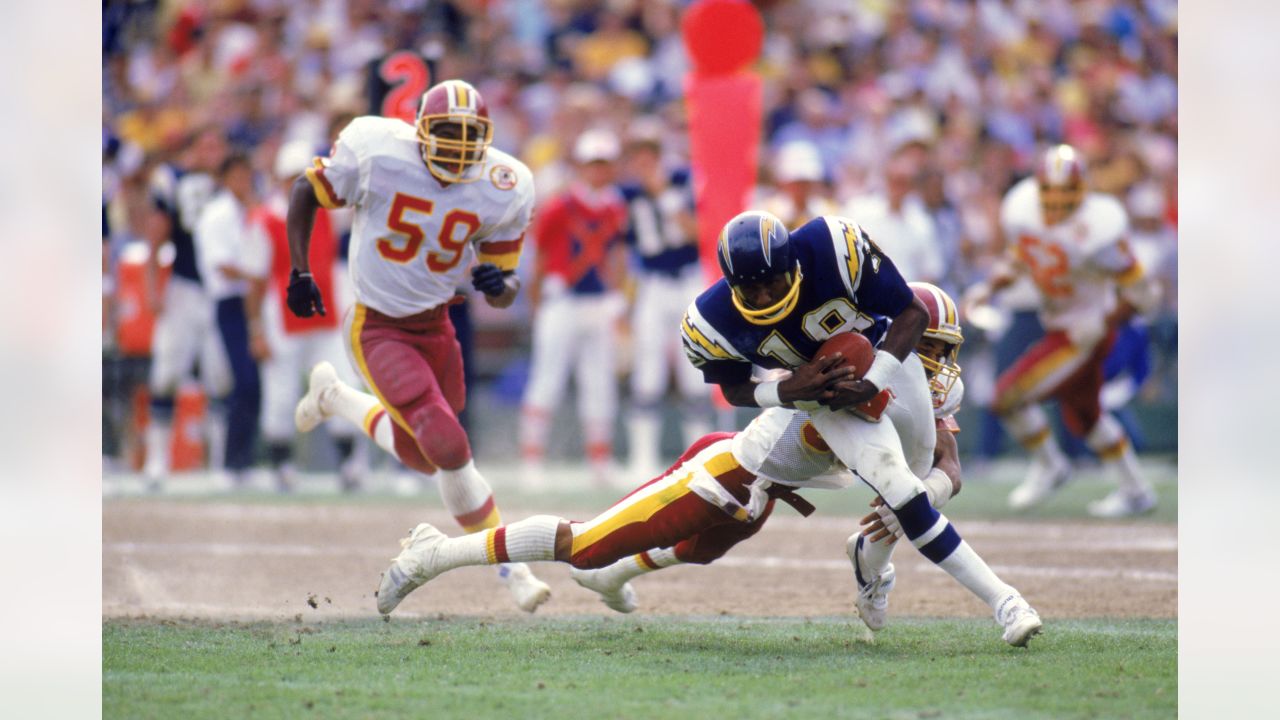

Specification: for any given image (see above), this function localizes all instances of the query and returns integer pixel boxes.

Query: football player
[142,127,232,491]
[677,210,1039,644]
[286,79,551,612]
[965,145,1160,517]
[570,282,969,633]
[618,117,711,480]
[519,128,630,487]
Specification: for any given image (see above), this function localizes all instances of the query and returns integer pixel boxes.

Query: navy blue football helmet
[716,210,803,324]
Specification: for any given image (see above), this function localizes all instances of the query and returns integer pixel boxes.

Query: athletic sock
[628,408,662,475]
[429,515,562,570]
[1086,414,1151,495]
[892,492,1015,611]
[519,405,551,463]
[859,532,898,578]
[591,546,683,587]
[143,418,172,480]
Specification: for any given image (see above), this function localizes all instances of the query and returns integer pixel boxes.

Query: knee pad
[407,402,471,470]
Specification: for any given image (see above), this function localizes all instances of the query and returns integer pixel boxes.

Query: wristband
[753,380,783,408]
[922,467,954,509]
[862,350,902,391]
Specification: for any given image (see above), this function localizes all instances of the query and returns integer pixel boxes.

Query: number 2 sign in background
[367,51,436,123]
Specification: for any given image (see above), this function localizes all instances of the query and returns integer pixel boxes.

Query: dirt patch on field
[103,500,1175,622]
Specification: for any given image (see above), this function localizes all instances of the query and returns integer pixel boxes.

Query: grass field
[104,458,1177,718]
[104,616,1176,720]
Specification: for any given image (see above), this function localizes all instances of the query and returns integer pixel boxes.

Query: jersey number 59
[378,192,481,272]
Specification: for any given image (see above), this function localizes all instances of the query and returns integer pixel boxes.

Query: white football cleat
[1008,455,1072,510]
[295,362,340,433]
[995,593,1043,647]
[500,563,552,613]
[571,567,637,614]
[1087,487,1157,518]
[848,535,895,631]
[376,523,447,615]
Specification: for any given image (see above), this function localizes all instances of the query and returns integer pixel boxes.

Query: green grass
[104,616,1176,719]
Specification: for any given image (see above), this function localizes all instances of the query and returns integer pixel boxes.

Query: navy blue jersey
[149,163,217,283]
[681,215,913,385]
[619,170,699,277]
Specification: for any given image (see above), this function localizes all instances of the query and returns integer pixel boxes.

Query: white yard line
[106,541,1176,583]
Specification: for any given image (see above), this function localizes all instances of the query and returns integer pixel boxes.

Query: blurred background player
[618,116,711,481]
[965,144,1161,517]
[142,127,232,491]
[195,152,270,485]
[759,140,839,228]
[287,79,551,612]
[249,140,369,493]
[519,128,629,487]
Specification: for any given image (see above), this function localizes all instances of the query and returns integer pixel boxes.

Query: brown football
[816,332,876,378]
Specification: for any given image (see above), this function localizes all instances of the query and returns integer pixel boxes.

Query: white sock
[860,534,898,578]
[520,405,551,462]
[628,409,662,473]
[325,382,380,429]
[593,546,683,586]
[429,516,561,572]
[936,540,1016,611]
[143,419,171,479]
[1086,414,1151,495]
[440,461,499,530]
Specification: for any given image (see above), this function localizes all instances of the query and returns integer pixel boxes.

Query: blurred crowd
[103,0,1179,477]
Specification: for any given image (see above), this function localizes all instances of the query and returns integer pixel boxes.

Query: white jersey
[306,116,535,317]
[1000,177,1140,338]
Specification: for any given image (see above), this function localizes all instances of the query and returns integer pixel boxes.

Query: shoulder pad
[681,293,748,366]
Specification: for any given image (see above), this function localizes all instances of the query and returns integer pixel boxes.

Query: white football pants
[148,276,231,398]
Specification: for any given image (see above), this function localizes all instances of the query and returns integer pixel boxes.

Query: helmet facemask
[729,262,804,325]
[915,334,963,408]
[416,114,492,183]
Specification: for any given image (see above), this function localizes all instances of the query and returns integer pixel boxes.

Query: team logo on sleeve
[490,165,518,191]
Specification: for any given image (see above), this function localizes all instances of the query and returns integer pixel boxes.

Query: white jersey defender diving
[307,115,534,318]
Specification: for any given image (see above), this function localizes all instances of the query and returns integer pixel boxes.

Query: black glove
[471,262,510,297]
[286,269,326,318]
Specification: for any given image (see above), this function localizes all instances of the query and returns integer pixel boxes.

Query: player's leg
[576,298,619,486]
[143,278,200,490]
[354,306,551,612]
[1054,345,1157,518]
[627,276,667,480]
[519,295,574,484]
[810,374,1041,645]
[571,499,778,613]
[848,354,938,628]
[376,434,747,614]
[995,331,1097,509]
[213,295,262,480]
[311,329,369,491]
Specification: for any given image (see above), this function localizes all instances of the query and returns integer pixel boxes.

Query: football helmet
[717,210,802,325]
[415,79,493,183]
[1035,144,1086,225]
[909,282,963,406]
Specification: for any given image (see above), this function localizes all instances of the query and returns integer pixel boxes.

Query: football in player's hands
[816,332,875,378]
[470,262,508,297]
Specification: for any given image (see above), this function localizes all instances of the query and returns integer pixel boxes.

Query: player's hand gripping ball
[816,332,875,378]
[470,262,509,297]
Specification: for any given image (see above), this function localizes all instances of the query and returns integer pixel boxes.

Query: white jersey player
[965,144,1160,517]
[286,79,550,613]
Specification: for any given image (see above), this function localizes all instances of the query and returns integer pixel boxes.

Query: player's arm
[473,167,535,310]
[718,355,856,409]
[827,233,929,409]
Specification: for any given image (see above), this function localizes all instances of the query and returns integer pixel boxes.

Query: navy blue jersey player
[681,211,923,411]
[681,210,1044,647]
